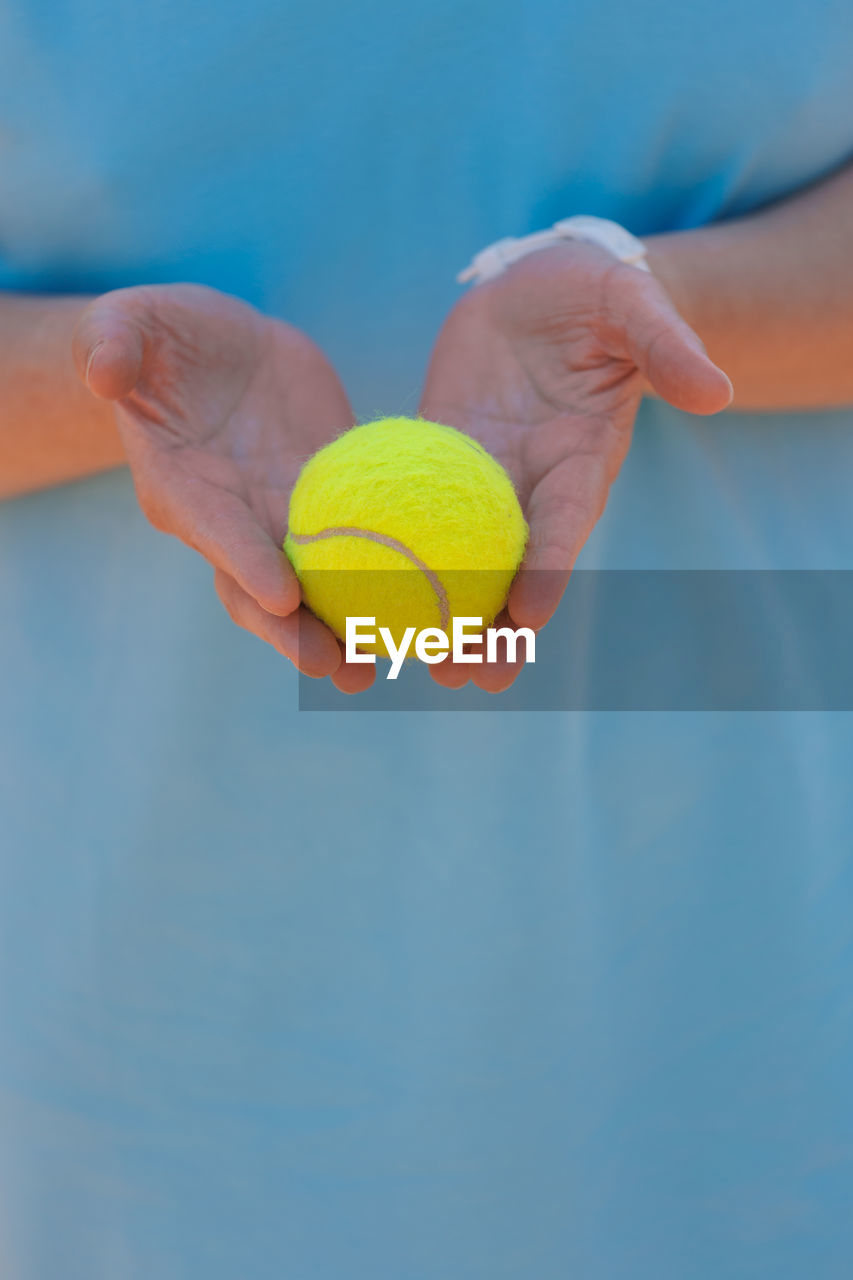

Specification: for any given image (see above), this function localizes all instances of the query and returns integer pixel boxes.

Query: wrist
[0,294,124,500]
[458,215,651,287]
[641,232,702,331]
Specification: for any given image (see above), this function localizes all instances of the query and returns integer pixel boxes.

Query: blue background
[2,1,853,1275]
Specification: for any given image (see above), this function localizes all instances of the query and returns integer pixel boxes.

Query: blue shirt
[2,2,853,1276]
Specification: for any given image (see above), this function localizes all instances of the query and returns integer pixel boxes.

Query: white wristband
[456,215,650,285]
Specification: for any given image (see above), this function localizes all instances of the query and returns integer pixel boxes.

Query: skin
[419,243,731,693]
[2,160,853,694]
[70,283,351,680]
[644,161,853,410]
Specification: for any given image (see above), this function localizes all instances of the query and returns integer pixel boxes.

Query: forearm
[644,161,853,410]
[0,293,124,501]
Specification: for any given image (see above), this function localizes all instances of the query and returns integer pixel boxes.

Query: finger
[508,564,568,634]
[214,569,341,677]
[468,608,529,693]
[188,495,299,617]
[72,291,149,400]
[470,660,525,694]
[618,273,733,415]
[508,451,608,630]
[331,656,377,695]
[138,462,300,617]
[429,624,487,688]
[429,653,472,689]
[428,614,529,693]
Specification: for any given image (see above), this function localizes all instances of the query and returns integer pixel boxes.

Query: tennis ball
[284,416,528,660]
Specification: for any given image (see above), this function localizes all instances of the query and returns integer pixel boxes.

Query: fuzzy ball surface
[283,417,528,660]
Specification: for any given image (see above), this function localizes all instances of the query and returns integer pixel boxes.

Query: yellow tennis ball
[283,416,528,660]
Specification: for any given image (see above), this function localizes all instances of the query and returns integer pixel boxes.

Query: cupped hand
[420,241,732,692]
[72,283,370,687]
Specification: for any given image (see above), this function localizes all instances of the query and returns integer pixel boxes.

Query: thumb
[621,276,733,415]
[71,291,148,400]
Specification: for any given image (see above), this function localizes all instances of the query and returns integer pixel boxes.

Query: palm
[74,283,353,675]
[420,242,731,689]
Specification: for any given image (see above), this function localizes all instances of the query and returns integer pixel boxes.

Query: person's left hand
[419,241,732,692]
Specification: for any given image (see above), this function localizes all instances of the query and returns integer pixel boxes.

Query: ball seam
[288,526,450,630]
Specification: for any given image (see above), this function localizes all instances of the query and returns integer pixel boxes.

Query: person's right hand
[72,282,368,686]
